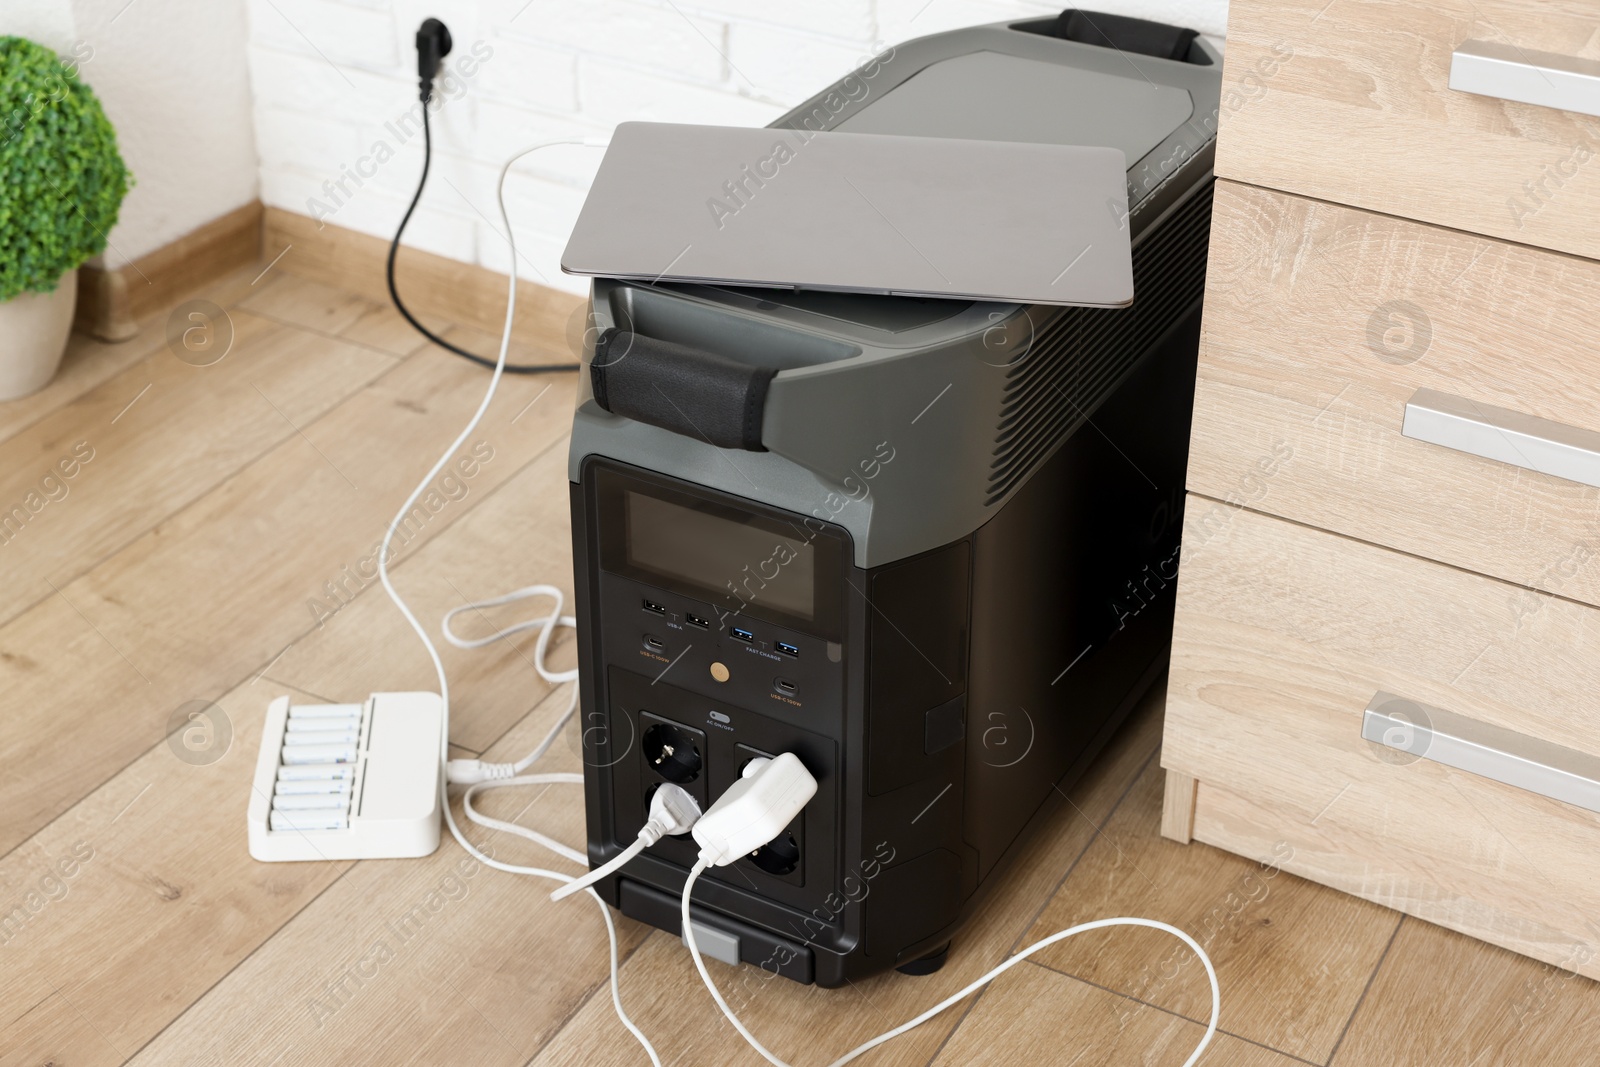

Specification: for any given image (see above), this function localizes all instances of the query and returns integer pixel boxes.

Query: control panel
[594,570,842,905]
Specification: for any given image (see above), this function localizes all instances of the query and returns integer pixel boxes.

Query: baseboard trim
[261,206,584,349]
[75,201,265,342]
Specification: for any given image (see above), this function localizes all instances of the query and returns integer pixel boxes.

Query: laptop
[561,121,1134,307]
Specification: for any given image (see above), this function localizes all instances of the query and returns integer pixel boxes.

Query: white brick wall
[246,0,1227,296]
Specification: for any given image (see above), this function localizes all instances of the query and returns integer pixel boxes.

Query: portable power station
[568,11,1222,986]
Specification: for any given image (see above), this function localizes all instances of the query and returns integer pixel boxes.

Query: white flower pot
[0,270,78,400]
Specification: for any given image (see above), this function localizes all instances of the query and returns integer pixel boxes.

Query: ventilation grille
[986,184,1214,506]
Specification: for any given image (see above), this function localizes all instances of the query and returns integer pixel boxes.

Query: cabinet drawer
[1190,180,1600,609]
[1163,503,1600,975]
[1216,0,1600,261]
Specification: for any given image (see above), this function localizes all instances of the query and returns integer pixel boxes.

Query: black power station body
[568,15,1221,986]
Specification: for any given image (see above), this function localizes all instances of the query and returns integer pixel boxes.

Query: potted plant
[1,36,131,400]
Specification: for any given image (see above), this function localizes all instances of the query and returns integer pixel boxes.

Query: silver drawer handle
[1402,388,1600,489]
[1450,40,1600,118]
[1363,693,1600,814]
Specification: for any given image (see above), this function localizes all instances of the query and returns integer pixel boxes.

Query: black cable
[385,105,576,375]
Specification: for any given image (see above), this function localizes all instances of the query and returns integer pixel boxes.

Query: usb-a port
[729,626,754,643]
[685,613,709,629]
[642,599,666,615]
[775,641,800,658]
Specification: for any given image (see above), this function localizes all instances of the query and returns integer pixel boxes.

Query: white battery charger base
[247,692,443,862]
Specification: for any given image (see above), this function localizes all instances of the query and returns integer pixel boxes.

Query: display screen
[625,491,816,618]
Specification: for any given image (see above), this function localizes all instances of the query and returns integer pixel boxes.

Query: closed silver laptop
[561,121,1134,307]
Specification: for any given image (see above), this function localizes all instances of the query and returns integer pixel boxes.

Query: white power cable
[441,584,578,670]
[681,859,1220,1067]
[369,136,665,1063]
[441,586,580,784]
[460,772,587,865]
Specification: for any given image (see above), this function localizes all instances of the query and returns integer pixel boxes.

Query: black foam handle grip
[590,329,776,452]
[1054,9,1199,62]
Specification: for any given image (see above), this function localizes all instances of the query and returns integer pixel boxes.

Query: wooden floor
[3,260,1598,1067]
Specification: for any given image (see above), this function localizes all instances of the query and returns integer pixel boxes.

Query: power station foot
[895,942,951,976]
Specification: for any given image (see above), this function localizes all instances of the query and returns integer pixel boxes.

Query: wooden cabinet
[1164,0,1600,971]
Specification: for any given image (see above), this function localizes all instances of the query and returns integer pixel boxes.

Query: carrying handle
[1450,40,1600,118]
[1053,9,1200,63]
[589,328,776,452]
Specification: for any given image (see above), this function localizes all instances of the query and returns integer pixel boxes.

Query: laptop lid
[561,121,1134,308]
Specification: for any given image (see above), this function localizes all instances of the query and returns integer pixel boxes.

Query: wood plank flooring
[2,262,1597,1066]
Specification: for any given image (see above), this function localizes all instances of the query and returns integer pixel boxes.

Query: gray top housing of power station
[568,18,1223,569]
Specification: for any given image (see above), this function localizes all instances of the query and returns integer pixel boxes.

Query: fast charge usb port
[729,626,754,643]
[642,599,666,615]
[775,641,799,657]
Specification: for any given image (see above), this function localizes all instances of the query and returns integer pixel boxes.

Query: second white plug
[691,753,817,868]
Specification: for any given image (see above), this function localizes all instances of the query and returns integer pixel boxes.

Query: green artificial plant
[0,35,132,303]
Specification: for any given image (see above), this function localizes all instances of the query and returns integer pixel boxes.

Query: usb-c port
[686,613,709,629]
[642,599,666,615]
[774,678,798,695]
[729,626,754,643]
[643,635,666,653]
[775,641,799,657]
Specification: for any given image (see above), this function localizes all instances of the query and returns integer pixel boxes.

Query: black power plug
[415,17,452,103]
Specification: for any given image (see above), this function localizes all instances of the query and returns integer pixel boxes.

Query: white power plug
[640,782,704,845]
[691,753,817,868]
[549,782,703,902]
